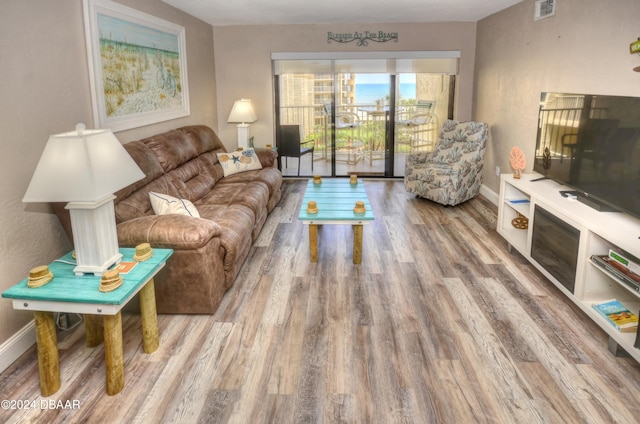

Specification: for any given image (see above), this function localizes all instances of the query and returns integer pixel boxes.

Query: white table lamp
[227,98,257,149]
[23,123,145,276]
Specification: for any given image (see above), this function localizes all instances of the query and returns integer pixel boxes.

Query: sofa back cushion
[114,125,228,223]
[180,126,228,183]
[180,125,226,154]
[115,176,178,223]
[145,129,199,172]
[116,140,165,198]
[167,159,217,201]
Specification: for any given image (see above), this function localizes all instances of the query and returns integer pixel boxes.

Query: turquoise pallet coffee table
[298,178,374,264]
[2,247,172,396]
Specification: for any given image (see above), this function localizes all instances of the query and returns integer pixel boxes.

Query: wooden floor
[2,180,640,423]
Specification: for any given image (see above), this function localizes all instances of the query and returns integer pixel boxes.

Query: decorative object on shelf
[22,123,145,276]
[630,38,640,72]
[313,175,322,184]
[134,243,153,262]
[27,265,53,288]
[350,175,358,185]
[227,98,258,149]
[509,146,526,179]
[354,200,366,214]
[99,268,123,292]
[511,212,529,229]
[83,0,190,131]
[542,147,551,172]
[306,201,318,214]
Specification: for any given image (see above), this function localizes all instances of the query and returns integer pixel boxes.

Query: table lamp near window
[227,98,257,149]
[22,123,145,276]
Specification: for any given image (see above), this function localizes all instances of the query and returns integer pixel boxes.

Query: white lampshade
[23,123,145,276]
[227,99,257,124]
[23,123,145,203]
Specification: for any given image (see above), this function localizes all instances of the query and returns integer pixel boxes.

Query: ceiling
[162,0,525,26]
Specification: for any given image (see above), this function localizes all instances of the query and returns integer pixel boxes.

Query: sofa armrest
[117,215,223,250]
[254,147,278,168]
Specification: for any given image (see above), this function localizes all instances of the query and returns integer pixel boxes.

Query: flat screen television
[533,92,640,219]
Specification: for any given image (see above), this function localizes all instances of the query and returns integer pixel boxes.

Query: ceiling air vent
[534,0,556,20]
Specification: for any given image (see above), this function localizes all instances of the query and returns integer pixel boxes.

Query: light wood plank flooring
[2,179,640,423]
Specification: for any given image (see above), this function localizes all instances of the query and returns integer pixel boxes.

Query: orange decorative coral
[509,146,526,179]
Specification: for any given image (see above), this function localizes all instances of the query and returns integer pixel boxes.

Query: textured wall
[0,0,215,349]
[475,0,640,194]
[212,22,478,149]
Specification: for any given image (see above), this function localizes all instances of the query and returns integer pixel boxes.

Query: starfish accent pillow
[216,148,262,177]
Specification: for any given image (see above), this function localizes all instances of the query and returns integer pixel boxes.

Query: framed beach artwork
[83,0,190,132]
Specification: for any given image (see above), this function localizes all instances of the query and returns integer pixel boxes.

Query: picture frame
[83,0,190,132]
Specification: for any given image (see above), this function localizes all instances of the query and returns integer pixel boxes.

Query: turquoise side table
[2,247,173,396]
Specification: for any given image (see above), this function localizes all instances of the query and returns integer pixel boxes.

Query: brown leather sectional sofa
[54,125,282,314]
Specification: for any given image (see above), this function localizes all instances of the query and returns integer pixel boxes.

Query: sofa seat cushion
[219,167,282,199]
[198,181,269,220]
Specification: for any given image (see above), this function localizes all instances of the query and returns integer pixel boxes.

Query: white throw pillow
[149,192,200,217]
[216,148,262,177]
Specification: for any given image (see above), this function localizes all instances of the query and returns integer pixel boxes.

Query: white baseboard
[0,320,35,373]
[480,183,499,206]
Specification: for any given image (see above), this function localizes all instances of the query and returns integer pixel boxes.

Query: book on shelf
[506,198,530,204]
[608,248,640,276]
[591,299,639,333]
[590,255,640,293]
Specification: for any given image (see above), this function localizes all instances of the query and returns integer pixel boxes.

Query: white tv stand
[497,173,640,361]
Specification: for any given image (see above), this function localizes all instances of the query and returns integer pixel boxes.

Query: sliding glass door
[393,72,454,176]
[273,53,458,178]
[334,72,390,176]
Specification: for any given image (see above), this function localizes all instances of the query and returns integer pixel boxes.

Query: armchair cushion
[405,120,489,206]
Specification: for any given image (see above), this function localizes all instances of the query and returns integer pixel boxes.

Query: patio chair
[404,119,489,206]
[278,124,314,175]
[396,100,439,153]
[335,112,364,164]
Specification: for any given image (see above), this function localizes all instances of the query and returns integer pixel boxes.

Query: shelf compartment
[498,205,528,254]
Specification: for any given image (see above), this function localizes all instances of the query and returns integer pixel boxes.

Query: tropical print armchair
[404,120,489,206]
